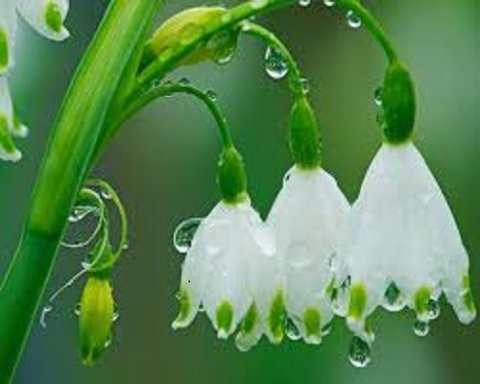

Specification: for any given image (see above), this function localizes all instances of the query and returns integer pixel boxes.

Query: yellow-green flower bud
[78,276,114,366]
[141,7,239,70]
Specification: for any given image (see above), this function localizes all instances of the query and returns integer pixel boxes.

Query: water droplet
[74,302,81,316]
[179,78,190,86]
[374,86,383,106]
[321,321,332,336]
[382,282,405,312]
[346,10,362,29]
[265,46,289,80]
[173,217,203,253]
[206,89,217,101]
[40,305,53,329]
[112,310,120,322]
[285,318,302,341]
[215,47,235,65]
[413,320,430,337]
[323,0,336,7]
[298,0,311,7]
[300,77,310,94]
[427,299,440,320]
[348,336,371,368]
[100,189,112,200]
[69,205,97,223]
[122,243,129,251]
[104,334,113,349]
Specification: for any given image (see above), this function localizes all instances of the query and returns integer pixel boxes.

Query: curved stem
[337,0,398,63]
[110,83,234,149]
[241,22,305,97]
[0,1,162,382]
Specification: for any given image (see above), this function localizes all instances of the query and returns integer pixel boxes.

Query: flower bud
[382,61,416,144]
[289,96,321,169]
[217,146,248,204]
[140,7,239,71]
[78,276,114,366]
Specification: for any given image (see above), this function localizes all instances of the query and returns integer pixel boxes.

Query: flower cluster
[0,0,69,161]
[171,66,476,361]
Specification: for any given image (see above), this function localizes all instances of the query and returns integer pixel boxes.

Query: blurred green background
[1,0,479,383]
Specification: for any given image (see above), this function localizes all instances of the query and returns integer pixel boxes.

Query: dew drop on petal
[173,217,203,253]
[323,0,336,7]
[298,0,311,7]
[382,282,405,312]
[427,299,440,321]
[321,321,332,336]
[374,86,383,106]
[265,46,289,80]
[285,318,302,341]
[348,336,371,368]
[413,320,430,337]
[346,10,362,29]
[40,305,53,329]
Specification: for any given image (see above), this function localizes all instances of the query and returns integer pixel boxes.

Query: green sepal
[216,301,234,337]
[382,61,416,144]
[217,146,248,204]
[141,7,239,72]
[78,276,114,366]
[348,283,367,320]
[0,29,9,71]
[45,2,63,33]
[289,96,321,169]
[268,291,286,344]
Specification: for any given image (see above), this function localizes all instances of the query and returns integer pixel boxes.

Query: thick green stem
[0,1,161,382]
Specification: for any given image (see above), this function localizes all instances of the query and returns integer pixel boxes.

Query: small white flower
[267,166,350,344]
[0,77,22,161]
[0,0,69,74]
[338,142,476,341]
[172,200,276,341]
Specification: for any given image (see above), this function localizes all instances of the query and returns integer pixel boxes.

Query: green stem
[0,1,161,382]
[241,22,305,96]
[337,0,398,63]
[110,83,233,149]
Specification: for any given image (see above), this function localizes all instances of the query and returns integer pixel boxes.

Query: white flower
[1,0,70,73]
[0,76,23,161]
[172,200,277,341]
[267,166,351,344]
[338,142,476,341]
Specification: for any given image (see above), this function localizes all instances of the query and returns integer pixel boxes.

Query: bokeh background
[1,0,479,383]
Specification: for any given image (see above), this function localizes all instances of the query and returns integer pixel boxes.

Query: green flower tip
[239,303,259,336]
[142,6,239,71]
[79,276,114,366]
[304,307,321,344]
[382,61,416,144]
[462,274,476,315]
[216,301,234,339]
[172,288,191,330]
[414,286,431,317]
[0,114,21,162]
[289,96,322,170]
[268,291,286,344]
[217,146,248,204]
[0,29,8,71]
[348,283,367,320]
[45,2,64,33]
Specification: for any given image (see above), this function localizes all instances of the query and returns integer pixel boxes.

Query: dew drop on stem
[265,46,289,80]
[323,0,336,7]
[346,10,362,29]
[298,0,312,7]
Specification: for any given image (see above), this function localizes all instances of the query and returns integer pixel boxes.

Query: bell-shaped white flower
[0,77,23,161]
[172,200,276,340]
[17,0,70,41]
[267,166,351,344]
[0,0,17,74]
[338,142,476,341]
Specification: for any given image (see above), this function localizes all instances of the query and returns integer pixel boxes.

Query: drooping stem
[109,83,233,149]
[241,22,305,96]
[0,1,162,382]
[336,0,398,63]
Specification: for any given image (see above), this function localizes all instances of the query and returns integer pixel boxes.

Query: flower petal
[0,0,17,73]
[17,0,70,41]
